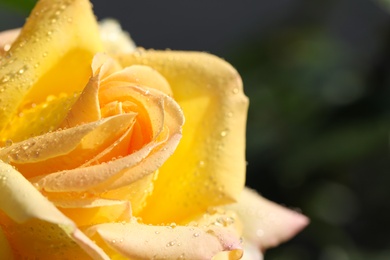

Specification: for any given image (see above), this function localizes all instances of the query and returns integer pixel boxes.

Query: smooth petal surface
[54,198,132,227]
[0,227,12,259]
[0,162,109,259]
[226,188,309,251]
[116,50,249,224]
[86,219,242,260]
[0,0,103,137]
[60,75,101,128]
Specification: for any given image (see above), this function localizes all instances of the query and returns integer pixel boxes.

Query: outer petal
[0,162,109,259]
[85,219,242,260]
[226,188,309,252]
[0,0,103,134]
[0,29,19,56]
[116,50,249,224]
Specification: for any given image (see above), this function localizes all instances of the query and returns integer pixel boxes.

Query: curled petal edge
[0,162,109,259]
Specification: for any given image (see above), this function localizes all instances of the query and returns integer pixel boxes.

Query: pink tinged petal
[240,243,264,260]
[0,162,109,259]
[0,28,20,54]
[227,188,309,251]
[85,220,242,260]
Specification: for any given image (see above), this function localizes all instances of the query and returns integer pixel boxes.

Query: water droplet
[3,43,11,52]
[1,75,10,83]
[155,231,160,235]
[220,130,228,137]
[232,88,239,94]
[193,233,199,237]
[198,160,205,168]
[166,240,176,247]
[0,176,7,183]
[5,139,13,147]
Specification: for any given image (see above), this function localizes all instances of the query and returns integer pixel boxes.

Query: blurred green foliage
[0,0,36,14]
[227,2,390,259]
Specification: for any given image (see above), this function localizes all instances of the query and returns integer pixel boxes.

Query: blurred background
[1,0,389,259]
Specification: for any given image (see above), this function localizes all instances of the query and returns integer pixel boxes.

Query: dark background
[1,0,389,259]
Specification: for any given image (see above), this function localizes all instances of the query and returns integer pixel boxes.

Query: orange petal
[59,75,101,129]
[0,227,13,259]
[102,65,173,96]
[116,50,248,224]
[0,162,109,259]
[0,114,136,177]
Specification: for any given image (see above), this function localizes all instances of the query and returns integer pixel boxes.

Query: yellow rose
[0,0,308,259]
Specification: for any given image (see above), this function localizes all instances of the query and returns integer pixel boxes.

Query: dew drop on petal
[5,139,13,147]
[166,240,176,247]
[198,160,205,168]
[220,130,228,137]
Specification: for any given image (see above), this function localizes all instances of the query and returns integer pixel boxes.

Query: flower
[0,0,308,259]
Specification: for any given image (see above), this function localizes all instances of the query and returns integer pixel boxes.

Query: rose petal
[98,19,136,55]
[92,52,123,80]
[116,50,249,224]
[0,162,109,259]
[226,188,309,251]
[1,93,79,143]
[0,114,136,177]
[102,65,173,96]
[31,91,183,193]
[0,227,12,259]
[0,29,20,56]
[0,0,103,132]
[53,198,132,227]
[60,74,101,128]
[85,220,242,260]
